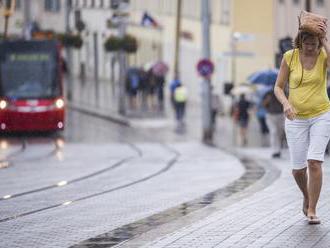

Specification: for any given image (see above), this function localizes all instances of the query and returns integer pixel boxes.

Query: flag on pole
[141,12,159,27]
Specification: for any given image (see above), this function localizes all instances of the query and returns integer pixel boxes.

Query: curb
[68,102,130,127]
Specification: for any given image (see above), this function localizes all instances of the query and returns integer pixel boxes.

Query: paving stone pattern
[139,149,330,248]
[0,143,138,196]
[0,142,244,248]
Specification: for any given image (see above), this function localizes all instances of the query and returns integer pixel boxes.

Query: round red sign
[197,59,214,77]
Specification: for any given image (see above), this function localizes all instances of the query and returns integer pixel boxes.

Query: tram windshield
[0,52,60,99]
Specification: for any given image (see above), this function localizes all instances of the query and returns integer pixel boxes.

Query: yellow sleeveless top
[284,48,330,119]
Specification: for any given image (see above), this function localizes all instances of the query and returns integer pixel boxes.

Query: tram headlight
[55,99,65,109]
[0,100,7,110]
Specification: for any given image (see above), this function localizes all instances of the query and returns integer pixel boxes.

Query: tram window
[0,60,59,99]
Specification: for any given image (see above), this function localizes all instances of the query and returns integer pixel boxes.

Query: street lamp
[110,0,130,115]
[174,0,182,80]
[231,32,241,87]
[230,31,255,146]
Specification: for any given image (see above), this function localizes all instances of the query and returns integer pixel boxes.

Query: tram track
[0,137,60,169]
[0,142,142,201]
[10,137,61,163]
[0,143,180,224]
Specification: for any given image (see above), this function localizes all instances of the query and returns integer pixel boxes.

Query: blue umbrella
[127,67,140,76]
[248,69,279,86]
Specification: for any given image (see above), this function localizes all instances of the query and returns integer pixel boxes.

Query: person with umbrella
[274,26,330,225]
[152,61,168,111]
[232,93,252,146]
[126,67,141,110]
[248,69,279,87]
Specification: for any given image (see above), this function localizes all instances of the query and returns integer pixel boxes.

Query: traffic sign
[232,32,255,42]
[197,59,214,77]
[222,51,255,57]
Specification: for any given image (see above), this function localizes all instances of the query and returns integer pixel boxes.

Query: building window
[220,0,230,25]
[100,0,104,7]
[91,0,95,7]
[44,0,61,12]
[278,0,284,4]
[15,0,22,10]
[317,0,324,6]
[182,0,199,20]
[293,0,300,5]
[109,0,119,9]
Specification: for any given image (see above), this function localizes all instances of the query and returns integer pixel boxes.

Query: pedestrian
[139,69,149,111]
[210,86,221,130]
[61,57,69,75]
[126,69,140,110]
[255,103,269,145]
[155,75,165,112]
[234,94,252,146]
[169,76,181,110]
[173,82,187,129]
[274,28,330,224]
[262,90,284,158]
[146,69,157,111]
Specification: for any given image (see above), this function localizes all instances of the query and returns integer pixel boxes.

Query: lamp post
[201,0,213,144]
[111,0,129,115]
[65,0,73,101]
[23,0,31,39]
[230,32,255,146]
[173,0,182,79]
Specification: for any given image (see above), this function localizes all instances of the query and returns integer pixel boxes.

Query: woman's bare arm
[319,22,330,68]
[274,57,296,120]
[321,38,330,68]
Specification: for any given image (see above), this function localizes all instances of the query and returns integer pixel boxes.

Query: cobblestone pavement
[67,79,330,247]
[0,141,245,248]
[119,149,330,248]
[2,77,328,248]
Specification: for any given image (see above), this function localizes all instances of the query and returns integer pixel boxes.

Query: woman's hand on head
[318,22,328,38]
[283,103,297,120]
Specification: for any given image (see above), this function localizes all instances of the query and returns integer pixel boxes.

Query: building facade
[2,0,330,106]
[4,0,67,35]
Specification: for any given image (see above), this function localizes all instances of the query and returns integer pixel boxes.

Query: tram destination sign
[7,53,51,62]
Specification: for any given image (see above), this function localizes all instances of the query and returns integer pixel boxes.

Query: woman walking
[274,26,330,224]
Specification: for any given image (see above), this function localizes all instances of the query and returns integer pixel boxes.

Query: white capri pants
[285,111,330,170]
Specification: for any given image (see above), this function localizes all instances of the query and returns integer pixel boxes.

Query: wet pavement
[1,77,329,248]
[72,157,265,247]
[129,149,330,248]
[0,141,246,248]
[67,78,330,248]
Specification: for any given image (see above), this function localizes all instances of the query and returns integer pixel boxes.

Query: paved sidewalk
[0,142,246,248]
[65,77,330,248]
[119,149,330,248]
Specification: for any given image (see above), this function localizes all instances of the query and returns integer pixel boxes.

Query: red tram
[0,40,65,132]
